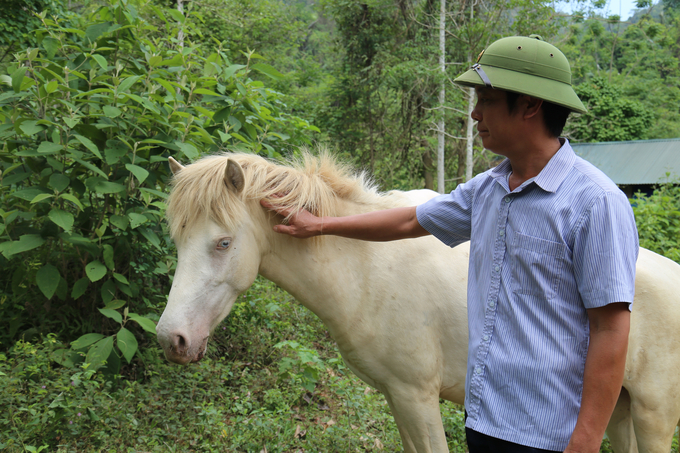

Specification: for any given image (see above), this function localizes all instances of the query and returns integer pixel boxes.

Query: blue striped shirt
[416,140,638,450]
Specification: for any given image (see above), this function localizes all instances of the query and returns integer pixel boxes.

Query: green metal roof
[571,138,680,185]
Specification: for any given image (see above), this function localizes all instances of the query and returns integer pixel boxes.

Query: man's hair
[505,91,571,138]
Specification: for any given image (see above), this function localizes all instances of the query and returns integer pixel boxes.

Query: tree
[567,76,654,142]
[0,0,71,64]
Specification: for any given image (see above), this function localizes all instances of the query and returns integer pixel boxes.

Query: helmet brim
[454,65,587,114]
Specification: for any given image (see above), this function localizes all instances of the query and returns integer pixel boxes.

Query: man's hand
[260,200,323,238]
[260,200,429,242]
[564,302,630,453]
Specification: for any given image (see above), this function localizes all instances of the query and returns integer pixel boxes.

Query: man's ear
[522,95,543,120]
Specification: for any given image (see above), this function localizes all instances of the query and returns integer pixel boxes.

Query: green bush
[0,0,318,370]
[632,182,680,264]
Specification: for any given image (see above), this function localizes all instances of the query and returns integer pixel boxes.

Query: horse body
[156,153,680,453]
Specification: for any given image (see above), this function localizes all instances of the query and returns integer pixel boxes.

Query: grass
[0,278,676,452]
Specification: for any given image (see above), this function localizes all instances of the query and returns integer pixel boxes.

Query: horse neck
[257,196,386,330]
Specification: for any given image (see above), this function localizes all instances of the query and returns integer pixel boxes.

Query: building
[572,138,680,197]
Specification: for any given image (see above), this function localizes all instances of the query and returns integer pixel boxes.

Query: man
[262,35,638,453]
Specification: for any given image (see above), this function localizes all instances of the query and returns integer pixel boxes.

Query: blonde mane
[167,150,386,240]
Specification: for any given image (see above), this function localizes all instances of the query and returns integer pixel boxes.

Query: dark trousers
[464,412,561,453]
[465,428,561,453]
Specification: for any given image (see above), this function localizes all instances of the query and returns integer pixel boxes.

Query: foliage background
[1,0,680,451]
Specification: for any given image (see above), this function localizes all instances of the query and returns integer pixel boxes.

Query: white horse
[156,152,680,453]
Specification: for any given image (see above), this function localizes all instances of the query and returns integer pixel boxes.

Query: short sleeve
[416,175,481,247]
[572,190,639,309]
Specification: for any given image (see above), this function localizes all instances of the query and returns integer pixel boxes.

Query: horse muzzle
[158,331,209,365]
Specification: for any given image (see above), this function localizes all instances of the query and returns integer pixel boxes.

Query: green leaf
[60,193,84,211]
[128,314,157,334]
[128,213,148,229]
[86,23,109,42]
[223,64,246,79]
[38,141,63,154]
[176,141,198,160]
[98,308,122,323]
[110,215,129,230]
[51,348,83,368]
[36,264,61,299]
[168,9,186,23]
[45,80,59,94]
[11,67,27,93]
[0,234,45,258]
[194,88,221,96]
[49,173,70,192]
[118,75,141,92]
[149,55,162,67]
[71,333,104,350]
[138,227,161,250]
[113,272,129,285]
[85,260,107,282]
[42,37,60,58]
[104,139,128,165]
[85,336,114,370]
[48,208,74,233]
[30,193,54,204]
[125,164,149,184]
[104,299,126,310]
[87,407,100,421]
[74,134,102,159]
[93,181,126,194]
[117,327,138,363]
[74,158,108,178]
[103,105,122,118]
[71,277,89,299]
[19,120,44,136]
[252,63,284,80]
[103,244,115,270]
[91,54,108,70]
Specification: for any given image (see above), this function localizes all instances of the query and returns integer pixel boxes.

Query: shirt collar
[489,139,576,193]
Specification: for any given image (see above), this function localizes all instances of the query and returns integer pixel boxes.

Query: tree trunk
[465,86,474,181]
[423,148,435,191]
[437,0,446,193]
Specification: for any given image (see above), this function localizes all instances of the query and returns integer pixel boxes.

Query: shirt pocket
[510,232,567,300]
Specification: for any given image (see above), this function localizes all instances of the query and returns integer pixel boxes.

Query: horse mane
[167,149,387,241]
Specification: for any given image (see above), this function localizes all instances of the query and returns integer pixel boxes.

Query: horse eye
[216,239,231,250]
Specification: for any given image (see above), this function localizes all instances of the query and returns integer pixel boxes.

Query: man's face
[471,87,522,156]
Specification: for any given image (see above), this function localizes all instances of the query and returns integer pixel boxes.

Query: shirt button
[488,300,496,308]
[499,229,505,236]
[504,197,511,203]
[475,366,483,375]
[483,335,490,342]
[494,265,500,272]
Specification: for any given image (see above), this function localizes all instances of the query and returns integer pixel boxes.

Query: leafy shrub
[0,0,318,370]
[632,182,680,264]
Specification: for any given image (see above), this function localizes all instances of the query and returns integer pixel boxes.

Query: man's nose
[471,104,481,121]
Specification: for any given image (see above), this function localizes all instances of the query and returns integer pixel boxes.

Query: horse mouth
[161,335,209,365]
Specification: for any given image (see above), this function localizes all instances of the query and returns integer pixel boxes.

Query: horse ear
[225,159,245,194]
[168,157,185,175]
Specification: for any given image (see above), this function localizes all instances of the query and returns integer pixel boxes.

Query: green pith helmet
[454,35,587,114]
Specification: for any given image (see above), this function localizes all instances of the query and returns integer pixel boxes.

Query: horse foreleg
[383,386,449,453]
[606,387,638,453]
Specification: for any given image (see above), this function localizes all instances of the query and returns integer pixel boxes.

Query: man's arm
[260,200,429,241]
[564,302,630,453]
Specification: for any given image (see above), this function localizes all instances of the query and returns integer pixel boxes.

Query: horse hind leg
[629,388,679,452]
[606,387,638,453]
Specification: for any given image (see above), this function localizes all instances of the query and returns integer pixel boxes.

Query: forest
[1,0,680,451]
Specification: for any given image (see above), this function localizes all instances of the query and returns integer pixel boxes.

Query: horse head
[156,156,266,365]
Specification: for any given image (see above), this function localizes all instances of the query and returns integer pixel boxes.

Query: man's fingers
[260,199,292,217]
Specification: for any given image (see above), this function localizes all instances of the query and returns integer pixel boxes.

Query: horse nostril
[172,333,188,354]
